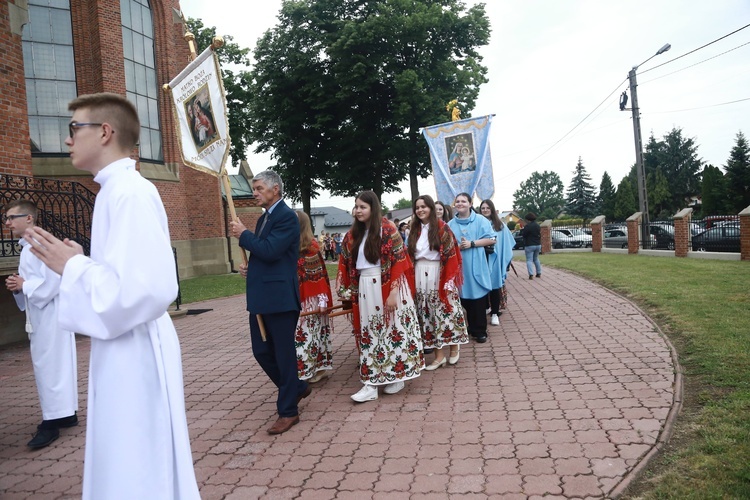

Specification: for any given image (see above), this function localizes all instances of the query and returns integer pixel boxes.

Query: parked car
[603,227,656,249]
[649,222,703,250]
[551,229,583,249]
[512,230,524,250]
[691,225,741,252]
[554,228,592,248]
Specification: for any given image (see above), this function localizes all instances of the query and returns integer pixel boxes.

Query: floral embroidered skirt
[295,295,333,380]
[414,260,470,349]
[356,267,424,385]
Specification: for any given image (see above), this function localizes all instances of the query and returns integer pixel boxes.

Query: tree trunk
[409,162,419,201]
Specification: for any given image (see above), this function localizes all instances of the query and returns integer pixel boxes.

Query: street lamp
[626,43,670,249]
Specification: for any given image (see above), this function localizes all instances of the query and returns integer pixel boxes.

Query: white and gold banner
[166,47,230,176]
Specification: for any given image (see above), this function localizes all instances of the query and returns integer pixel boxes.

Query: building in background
[0,0,243,344]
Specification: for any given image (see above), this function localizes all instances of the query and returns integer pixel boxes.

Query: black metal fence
[1,174,95,257]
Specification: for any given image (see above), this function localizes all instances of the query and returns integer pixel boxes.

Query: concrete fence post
[740,205,750,261]
[673,208,693,257]
[540,219,552,254]
[591,215,605,253]
[626,212,642,254]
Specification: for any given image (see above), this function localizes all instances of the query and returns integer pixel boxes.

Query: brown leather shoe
[297,385,312,404]
[267,416,300,435]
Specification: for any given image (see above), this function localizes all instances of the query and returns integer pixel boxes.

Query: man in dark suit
[229,170,310,434]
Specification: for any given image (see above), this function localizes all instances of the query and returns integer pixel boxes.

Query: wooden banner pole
[222,171,266,341]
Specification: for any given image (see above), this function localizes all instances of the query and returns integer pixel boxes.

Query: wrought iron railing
[1,174,95,257]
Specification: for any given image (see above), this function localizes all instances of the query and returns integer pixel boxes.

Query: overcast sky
[179,0,750,213]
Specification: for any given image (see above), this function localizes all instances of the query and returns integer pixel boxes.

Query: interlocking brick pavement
[0,266,679,499]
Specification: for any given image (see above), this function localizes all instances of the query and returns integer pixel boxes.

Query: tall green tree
[644,127,703,215]
[598,171,616,221]
[701,164,728,216]
[186,18,254,166]
[614,176,637,221]
[724,130,750,213]
[246,2,337,213]
[393,198,412,210]
[647,168,671,220]
[565,157,597,220]
[513,171,565,220]
[311,0,490,199]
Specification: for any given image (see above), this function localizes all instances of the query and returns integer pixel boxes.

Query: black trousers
[461,297,487,339]
[249,311,307,418]
[487,289,501,315]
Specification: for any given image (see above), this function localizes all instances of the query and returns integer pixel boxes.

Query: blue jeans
[525,245,542,276]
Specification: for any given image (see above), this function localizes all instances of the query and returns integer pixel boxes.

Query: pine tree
[701,164,728,216]
[565,157,598,220]
[724,131,750,213]
[598,172,616,221]
[614,177,637,221]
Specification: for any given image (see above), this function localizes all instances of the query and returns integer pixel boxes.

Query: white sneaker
[383,381,405,395]
[490,314,500,326]
[351,384,378,403]
[486,308,491,315]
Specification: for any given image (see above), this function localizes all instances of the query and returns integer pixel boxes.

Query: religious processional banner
[421,115,495,203]
[166,46,230,176]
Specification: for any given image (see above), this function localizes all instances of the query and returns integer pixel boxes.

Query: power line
[650,96,750,114]
[495,78,627,181]
[640,22,750,74]
[641,40,750,85]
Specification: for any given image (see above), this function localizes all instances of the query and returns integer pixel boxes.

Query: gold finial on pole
[446,99,461,122]
[211,36,224,50]
[184,31,197,61]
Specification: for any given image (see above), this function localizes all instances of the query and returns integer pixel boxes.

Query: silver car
[604,227,656,249]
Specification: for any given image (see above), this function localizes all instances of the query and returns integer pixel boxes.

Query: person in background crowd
[447,193,495,343]
[334,232,343,257]
[436,201,453,222]
[398,221,409,243]
[520,212,542,279]
[479,199,515,326]
[337,191,424,402]
[407,195,468,369]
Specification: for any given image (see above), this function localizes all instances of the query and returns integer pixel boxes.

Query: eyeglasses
[2,214,29,223]
[68,122,103,138]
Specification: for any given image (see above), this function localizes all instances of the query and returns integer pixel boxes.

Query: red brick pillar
[591,215,605,253]
[673,208,692,258]
[626,212,642,254]
[740,206,750,261]
[540,220,552,254]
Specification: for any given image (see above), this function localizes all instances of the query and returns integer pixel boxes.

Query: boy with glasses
[4,199,79,449]
[25,93,199,499]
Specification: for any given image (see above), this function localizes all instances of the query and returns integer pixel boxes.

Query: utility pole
[628,67,650,248]
[624,43,670,249]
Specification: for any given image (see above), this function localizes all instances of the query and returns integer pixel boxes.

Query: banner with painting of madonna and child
[166,46,230,176]
[421,115,495,204]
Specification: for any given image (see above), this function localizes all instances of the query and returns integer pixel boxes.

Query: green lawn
[533,253,750,499]
[178,254,750,498]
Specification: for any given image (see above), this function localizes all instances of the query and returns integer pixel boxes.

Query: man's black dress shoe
[475,335,487,343]
[54,414,78,428]
[27,425,59,449]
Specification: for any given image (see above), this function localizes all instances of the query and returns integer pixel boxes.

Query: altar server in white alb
[26,93,200,499]
[4,199,78,449]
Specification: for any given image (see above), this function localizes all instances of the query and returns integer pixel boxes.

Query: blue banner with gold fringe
[421,115,495,204]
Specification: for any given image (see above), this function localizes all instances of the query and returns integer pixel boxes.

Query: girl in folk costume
[337,191,424,402]
[295,211,334,383]
[447,192,496,343]
[407,195,469,370]
[480,199,516,327]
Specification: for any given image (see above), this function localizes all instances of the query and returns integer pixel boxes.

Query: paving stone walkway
[0,266,679,499]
